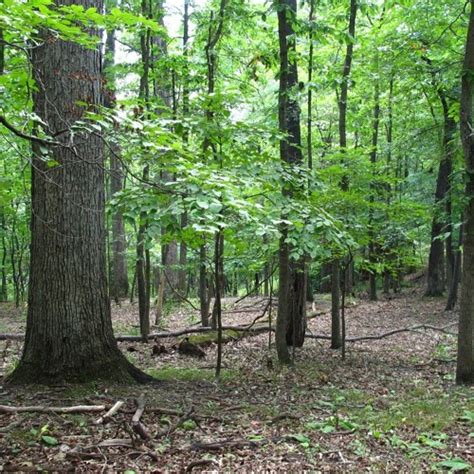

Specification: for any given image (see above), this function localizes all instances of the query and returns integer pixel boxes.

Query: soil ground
[0,286,472,472]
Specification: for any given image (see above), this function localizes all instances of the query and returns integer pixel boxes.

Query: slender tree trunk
[457,0,474,385]
[136,167,150,340]
[104,9,129,302]
[368,78,380,301]
[214,231,223,378]
[7,0,148,384]
[178,0,190,296]
[425,101,453,296]
[331,261,341,348]
[1,215,7,302]
[331,0,357,348]
[199,245,210,326]
[446,215,463,311]
[135,0,153,338]
[276,0,307,364]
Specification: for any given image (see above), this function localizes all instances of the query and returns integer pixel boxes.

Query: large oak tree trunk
[457,0,474,385]
[7,0,148,384]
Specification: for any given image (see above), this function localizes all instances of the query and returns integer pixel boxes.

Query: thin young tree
[331,0,357,349]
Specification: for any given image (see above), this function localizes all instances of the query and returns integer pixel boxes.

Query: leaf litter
[0,286,472,472]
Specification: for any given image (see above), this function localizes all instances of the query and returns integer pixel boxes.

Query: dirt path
[0,290,472,472]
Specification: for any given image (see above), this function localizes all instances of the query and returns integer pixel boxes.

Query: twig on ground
[95,400,125,425]
[131,395,150,440]
[0,404,106,414]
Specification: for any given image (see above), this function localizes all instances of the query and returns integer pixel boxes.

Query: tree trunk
[331,260,341,349]
[177,0,190,296]
[446,215,463,311]
[276,0,306,364]
[7,0,148,384]
[178,213,188,295]
[1,216,7,302]
[457,0,474,385]
[110,149,129,300]
[199,245,210,327]
[104,14,128,302]
[136,193,150,340]
[368,78,380,301]
[331,0,357,345]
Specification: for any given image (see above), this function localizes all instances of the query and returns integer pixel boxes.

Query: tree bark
[368,78,380,301]
[177,0,190,296]
[276,0,307,364]
[331,0,357,347]
[425,71,456,297]
[457,0,474,384]
[7,0,149,384]
[446,215,463,311]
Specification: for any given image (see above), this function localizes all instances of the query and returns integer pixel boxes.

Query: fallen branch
[98,438,133,448]
[0,404,105,415]
[0,322,457,344]
[342,322,457,343]
[131,394,150,440]
[94,400,125,425]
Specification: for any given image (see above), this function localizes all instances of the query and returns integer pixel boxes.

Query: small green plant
[289,433,311,448]
[350,439,368,457]
[461,411,474,424]
[181,419,197,431]
[433,457,472,472]
[30,425,58,446]
[305,415,359,434]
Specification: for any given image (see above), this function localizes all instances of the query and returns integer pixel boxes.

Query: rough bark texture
[276,0,306,364]
[7,0,149,384]
[457,0,474,385]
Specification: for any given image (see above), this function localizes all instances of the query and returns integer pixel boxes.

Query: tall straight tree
[104,11,129,302]
[331,0,357,349]
[177,0,190,296]
[8,0,148,384]
[424,58,456,297]
[368,78,380,301]
[275,0,307,364]
[457,0,474,385]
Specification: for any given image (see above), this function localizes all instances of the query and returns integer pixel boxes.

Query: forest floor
[0,285,473,472]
